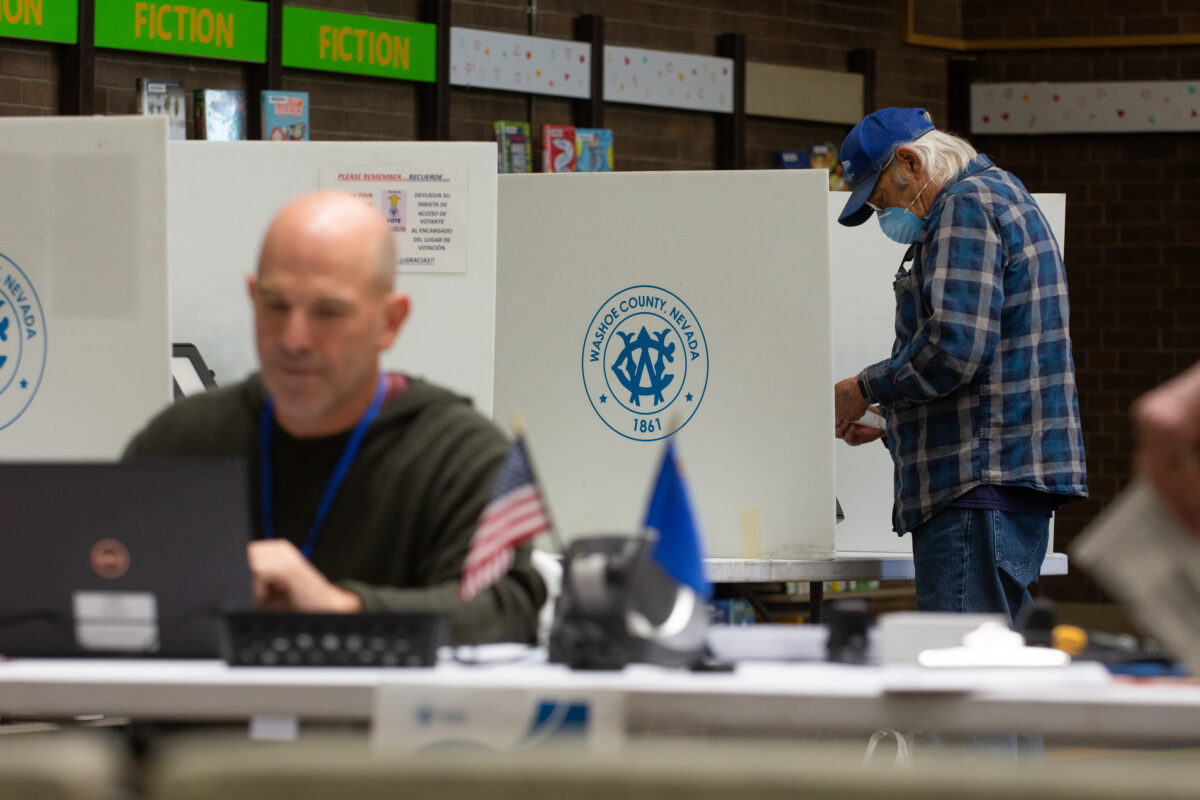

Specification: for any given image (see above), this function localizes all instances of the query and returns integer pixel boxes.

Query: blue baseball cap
[837,107,935,227]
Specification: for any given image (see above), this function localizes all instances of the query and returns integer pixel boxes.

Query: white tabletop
[707,552,1068,583]
[0,649,1194,744]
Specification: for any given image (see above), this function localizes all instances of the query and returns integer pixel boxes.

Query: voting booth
[0,117,171,459]
[494,171,837,560]
[829,193,1066,555]
[167,141,499,414]
[828,191,907,553]
[0,125,497,459]
[0,115,1068,563]
[493,173,1068,561]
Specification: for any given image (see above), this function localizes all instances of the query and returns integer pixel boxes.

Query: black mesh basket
[221,611,448,667]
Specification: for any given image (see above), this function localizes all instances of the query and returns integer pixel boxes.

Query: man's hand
[1132,360,1200,538]
[836,419,886,446]
[834,376,870,425]
[248,539,363,612]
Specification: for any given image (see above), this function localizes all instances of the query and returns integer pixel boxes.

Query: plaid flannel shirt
[859,155,1088,534]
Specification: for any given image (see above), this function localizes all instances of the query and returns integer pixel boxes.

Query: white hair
[891,129,977,187]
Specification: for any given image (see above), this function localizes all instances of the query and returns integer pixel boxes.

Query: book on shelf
[492,120,532,174]
[194,89,246,141]
[261,91,310,141]
[575,128,613,172]
[809,141,846,190]
[775,149,807,169]
[136,78,187,141]
[711,598,756,626]
[541,124,576,173]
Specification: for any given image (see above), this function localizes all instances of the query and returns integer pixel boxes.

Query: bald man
[124,191,545,645]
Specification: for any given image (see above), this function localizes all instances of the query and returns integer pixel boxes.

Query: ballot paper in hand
[1072,480,1200,675]
[856,409,886,429]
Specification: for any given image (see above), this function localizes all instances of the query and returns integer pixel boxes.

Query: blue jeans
[911,507,1050,628]
[910,506,1050,761]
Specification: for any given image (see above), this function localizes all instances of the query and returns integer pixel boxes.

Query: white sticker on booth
[320,165,469,274]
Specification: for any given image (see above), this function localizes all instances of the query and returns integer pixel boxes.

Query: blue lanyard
[259,374,387,560]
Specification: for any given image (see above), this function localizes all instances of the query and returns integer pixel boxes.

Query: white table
[707,553,1069,622]
[0,651,1195,745]
[708,553,1068,583]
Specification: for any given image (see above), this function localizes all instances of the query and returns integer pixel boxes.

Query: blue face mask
[875,176,933,244]
[876,207,923,244]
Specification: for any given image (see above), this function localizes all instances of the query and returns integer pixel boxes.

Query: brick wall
[3,1,1198,604]
[959,0,1200,41]
[0,38,58,115]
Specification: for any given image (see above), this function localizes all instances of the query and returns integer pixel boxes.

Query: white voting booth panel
[167,142,497,413]
[830,192,1067,554]
[495,170,835,560]
[0,117,170,459]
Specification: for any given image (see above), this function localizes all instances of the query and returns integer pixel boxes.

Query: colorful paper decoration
[603,45,733,113]
[449,28,734,115]
[450,26,590,99]
[971,81,1200,134]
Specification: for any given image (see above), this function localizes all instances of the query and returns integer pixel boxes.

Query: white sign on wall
[450,26,591,99]
[972,81,1200,134]
[449,26,734,114]
[603,45,733,113]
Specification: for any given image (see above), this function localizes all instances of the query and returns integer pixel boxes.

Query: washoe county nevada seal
[0,253,47,431]
[582,285,708,442]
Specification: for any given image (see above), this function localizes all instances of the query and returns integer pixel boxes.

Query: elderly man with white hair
[832,108,1087,628]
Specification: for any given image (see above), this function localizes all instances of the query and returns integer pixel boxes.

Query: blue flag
[643,440,712,599]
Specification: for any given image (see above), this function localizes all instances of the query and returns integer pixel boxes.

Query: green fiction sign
[0,0,78,44]
[94,0,266,62]
[281,7,435,82]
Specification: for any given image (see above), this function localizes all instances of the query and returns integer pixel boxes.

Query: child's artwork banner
[972,81,1200,134]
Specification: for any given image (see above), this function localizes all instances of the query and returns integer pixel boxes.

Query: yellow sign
[0,0,77,44]
[2,0,43,25]
[282,7,435,82]
[94,0,266,62]
[318,24,410,70]
[133,3,234,48]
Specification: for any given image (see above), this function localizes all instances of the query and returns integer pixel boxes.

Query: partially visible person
[832,108,1088,627]
[1132,360,1200,538]
[124,191,545,644]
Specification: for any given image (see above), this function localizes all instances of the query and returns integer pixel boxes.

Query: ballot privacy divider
[494,170,837,559]
[0,115,171,459]
[0,114,1069,562]
[167,140,499,414]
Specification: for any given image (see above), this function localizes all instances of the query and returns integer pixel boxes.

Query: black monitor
[172,342,217,399]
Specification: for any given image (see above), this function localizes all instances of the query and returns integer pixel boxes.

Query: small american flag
[459,437,551,601]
